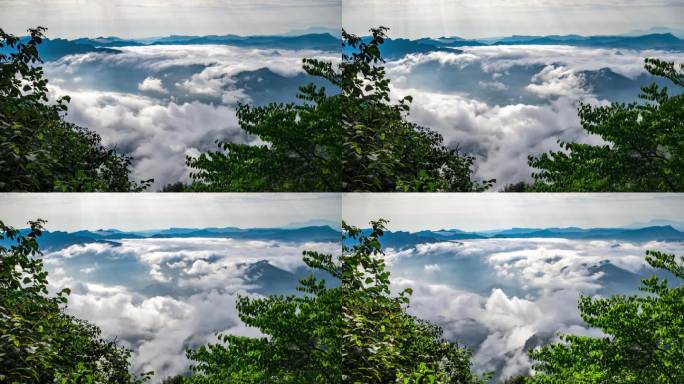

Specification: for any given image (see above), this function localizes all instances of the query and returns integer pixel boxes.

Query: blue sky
[0,0,341,38]
[343,0,684,38]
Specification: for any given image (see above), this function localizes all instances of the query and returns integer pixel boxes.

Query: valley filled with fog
[381,231,684,380]
[40,34,684,189]
[383,43,684,187]
[41,41,338,188]
[28,226,340,379]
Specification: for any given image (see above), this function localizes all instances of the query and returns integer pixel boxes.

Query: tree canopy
[0,219,148,383]
[186,57,342,192]
[0,27,150,192]
[528,59,684,192]
[185,220,485,383]
[184,246,342,383]
[340,28,492,192]
[187,27,491,192]
[342,220,487,383]
[528,250,684,383]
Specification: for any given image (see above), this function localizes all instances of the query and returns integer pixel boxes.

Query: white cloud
[389,45,683,79]
[385,46,684,186]
[385,238,684,380]
[138,77,168,94]
[526,66,587,98]
[42,236,339,381]
[396,87,600,185]
[49,84,250,188]
[45,45,338,188]
[479,80,508,91]
[62,282,242,378]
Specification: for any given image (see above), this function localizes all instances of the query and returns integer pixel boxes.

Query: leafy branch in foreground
[342,220,487,383]
[186,55,342,192]
[0,219,149,383]
[341,28,493,192]
[0,27,151,191]
[529,58,684,192]
[187,27,492,192]
[528,250,684,383]
[185,220,486,383]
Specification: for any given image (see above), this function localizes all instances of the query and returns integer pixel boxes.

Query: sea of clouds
[44,45,338,189]
[41,236,339,381]
[44,43,683,189]
[384,237,684,380]
[385,45,684,187]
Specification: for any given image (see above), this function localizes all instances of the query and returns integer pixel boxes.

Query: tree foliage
[188,27,490,192]
[529,59,684,191]
[528,250,684,383]
[186,59,342,192]
[342,220,487,383]
[0,27,150,191]
[0,219,148,383]
[340,28,492,191]
[184,252,341,382]
[185,220,484,383]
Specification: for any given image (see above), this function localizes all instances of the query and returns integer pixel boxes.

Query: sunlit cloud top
[0,0,341,38]
[343,0,684,39]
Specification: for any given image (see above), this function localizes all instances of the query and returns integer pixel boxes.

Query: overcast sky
[0,193,341,231]
[343,194,684,232]
[343,0,684,39]
[0,0,340,39]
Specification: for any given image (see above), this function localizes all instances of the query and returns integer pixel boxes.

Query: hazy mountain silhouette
[363,225,684,249]
[0,225,341,250]
[359,32,684,52]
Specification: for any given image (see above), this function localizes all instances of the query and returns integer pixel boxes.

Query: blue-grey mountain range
[346,32,684,59]
[1,225,341,251]
[2,32,340,62]
[357,225,684,250]
[6,30,684,63]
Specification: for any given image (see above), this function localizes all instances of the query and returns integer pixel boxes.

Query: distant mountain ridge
[360,32,684,54]
[3,32,340,62]
[359,225,684,249]
[0,225,341,251]
[0,37,120,61]
[11,30,682,64]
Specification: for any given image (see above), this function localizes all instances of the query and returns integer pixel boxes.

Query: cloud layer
[384,238,684,380]
[43,236,338,380]
[385,46,684,186]
[45,45,338,188]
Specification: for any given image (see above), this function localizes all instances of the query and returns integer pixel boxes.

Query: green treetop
[529,59,684,192]
[187,27,491,192]
[185,220,486,383]
[340,28,492,192]
[0,219,149,383]
[342,220,487,383]
[0,27,151,192]
[528,250,684,383]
